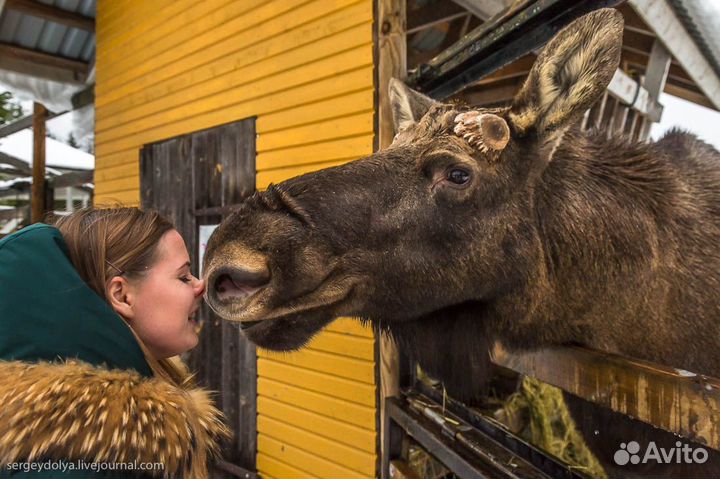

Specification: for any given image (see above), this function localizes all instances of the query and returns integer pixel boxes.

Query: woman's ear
[106,276,135,321]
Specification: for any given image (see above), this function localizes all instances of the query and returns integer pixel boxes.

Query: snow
[0,129,93,170]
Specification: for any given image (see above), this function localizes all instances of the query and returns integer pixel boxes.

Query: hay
[501,376,608,479]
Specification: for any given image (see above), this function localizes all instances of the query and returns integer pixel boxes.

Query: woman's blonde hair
[54,207,194,387]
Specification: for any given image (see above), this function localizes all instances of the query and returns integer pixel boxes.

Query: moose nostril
[213,266,270,302]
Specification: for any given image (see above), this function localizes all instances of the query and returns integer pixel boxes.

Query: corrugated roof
[668,0,720,79]
[0,0,96,62]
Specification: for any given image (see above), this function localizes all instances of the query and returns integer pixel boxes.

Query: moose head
[203,9,633,400]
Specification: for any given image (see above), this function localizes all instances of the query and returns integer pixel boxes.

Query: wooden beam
[607,68,663,122]
[30,102,46,223]
[71,84,94,110]
[0,110,62,139]
[0,205,29,221]
[629,0,720,110]
[377,0,406,467]
[0,42,88,84]
[665,82,716,110]
[495,345,720,451]
[48,170,93,189]
[644,39,672,100]
[638,39,672,138]
[0,151,31,174]
[6,0,94,32]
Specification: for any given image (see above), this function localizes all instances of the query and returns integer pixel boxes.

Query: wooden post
[31,102,47,223]
[639,39,672,140]
[377,0,406,469]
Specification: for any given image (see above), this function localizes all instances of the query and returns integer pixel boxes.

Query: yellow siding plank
[96,65,373,163]
[258,377,375,430]
[325,317,375,338]
[96,1,371,126]
[95,150,139,171]
[257,111,373,153]
[94,190,140,207]
[97,24,372,138]
[304,330,375,361]
[97,0,197,60]
[258,435,368,479]
[258,416,375,476]
[258,358,375,406]
[257,453,316,479]
[94,176,139,195]
[94,162,139,183]
[258,347,374,384]
[95,43,373,155]
[257,134,373,171]
[325,324,374,338]
[258,397,376,452]
[257,88,374,133]
[97,0,299,101]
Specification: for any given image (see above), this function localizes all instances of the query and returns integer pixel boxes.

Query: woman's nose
[195,277,206,296]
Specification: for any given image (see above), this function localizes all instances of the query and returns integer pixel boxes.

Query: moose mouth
[205,264,359,349]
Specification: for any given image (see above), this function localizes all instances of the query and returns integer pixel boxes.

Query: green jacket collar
[0,224,152,377]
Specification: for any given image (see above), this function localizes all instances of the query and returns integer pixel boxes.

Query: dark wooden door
[140,119,257,475]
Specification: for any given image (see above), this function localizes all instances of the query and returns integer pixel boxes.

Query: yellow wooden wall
[95,1,377,477]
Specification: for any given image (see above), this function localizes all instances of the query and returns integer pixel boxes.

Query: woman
[0,208,228,479]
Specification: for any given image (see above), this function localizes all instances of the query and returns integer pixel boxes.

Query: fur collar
[0,360,229,479]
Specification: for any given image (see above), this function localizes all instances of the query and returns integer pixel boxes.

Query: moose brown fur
[203,9,720,403]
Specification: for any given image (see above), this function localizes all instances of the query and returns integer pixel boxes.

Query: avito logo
[614,441,708,465]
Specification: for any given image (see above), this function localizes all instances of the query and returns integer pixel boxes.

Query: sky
[650,93,720,150]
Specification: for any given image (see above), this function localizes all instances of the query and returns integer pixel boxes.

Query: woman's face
[120,229,205,358]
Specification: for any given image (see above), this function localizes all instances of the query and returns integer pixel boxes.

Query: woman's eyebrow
[175,261,191,272]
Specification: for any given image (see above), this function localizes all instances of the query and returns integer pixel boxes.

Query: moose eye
[447,168,470,185]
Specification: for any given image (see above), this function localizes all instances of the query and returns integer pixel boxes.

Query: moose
[203,8,720,407]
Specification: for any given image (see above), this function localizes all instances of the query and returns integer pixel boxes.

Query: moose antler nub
[454,111,510,154]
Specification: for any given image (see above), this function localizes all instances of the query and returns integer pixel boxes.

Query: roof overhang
[629,0,720,110]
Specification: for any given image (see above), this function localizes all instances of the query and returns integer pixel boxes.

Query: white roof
[0,129,94,171]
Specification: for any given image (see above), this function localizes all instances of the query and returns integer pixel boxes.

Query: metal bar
[5,0,94,32]
[415,382,586,479]
[214,460,259,479]
[30,102,46,223]
[385,398,490,479]
[408,0,623,99]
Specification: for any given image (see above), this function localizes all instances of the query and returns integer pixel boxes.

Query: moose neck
[493,128,680,353]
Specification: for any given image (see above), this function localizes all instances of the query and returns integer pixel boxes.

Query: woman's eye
[447,168,470,185]
[180,275,193,283]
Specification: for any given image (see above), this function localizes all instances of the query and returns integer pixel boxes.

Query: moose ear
[509,8,623,136]
[389,78,438,133]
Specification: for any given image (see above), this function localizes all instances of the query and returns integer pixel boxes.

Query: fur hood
[0,360,229,479]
